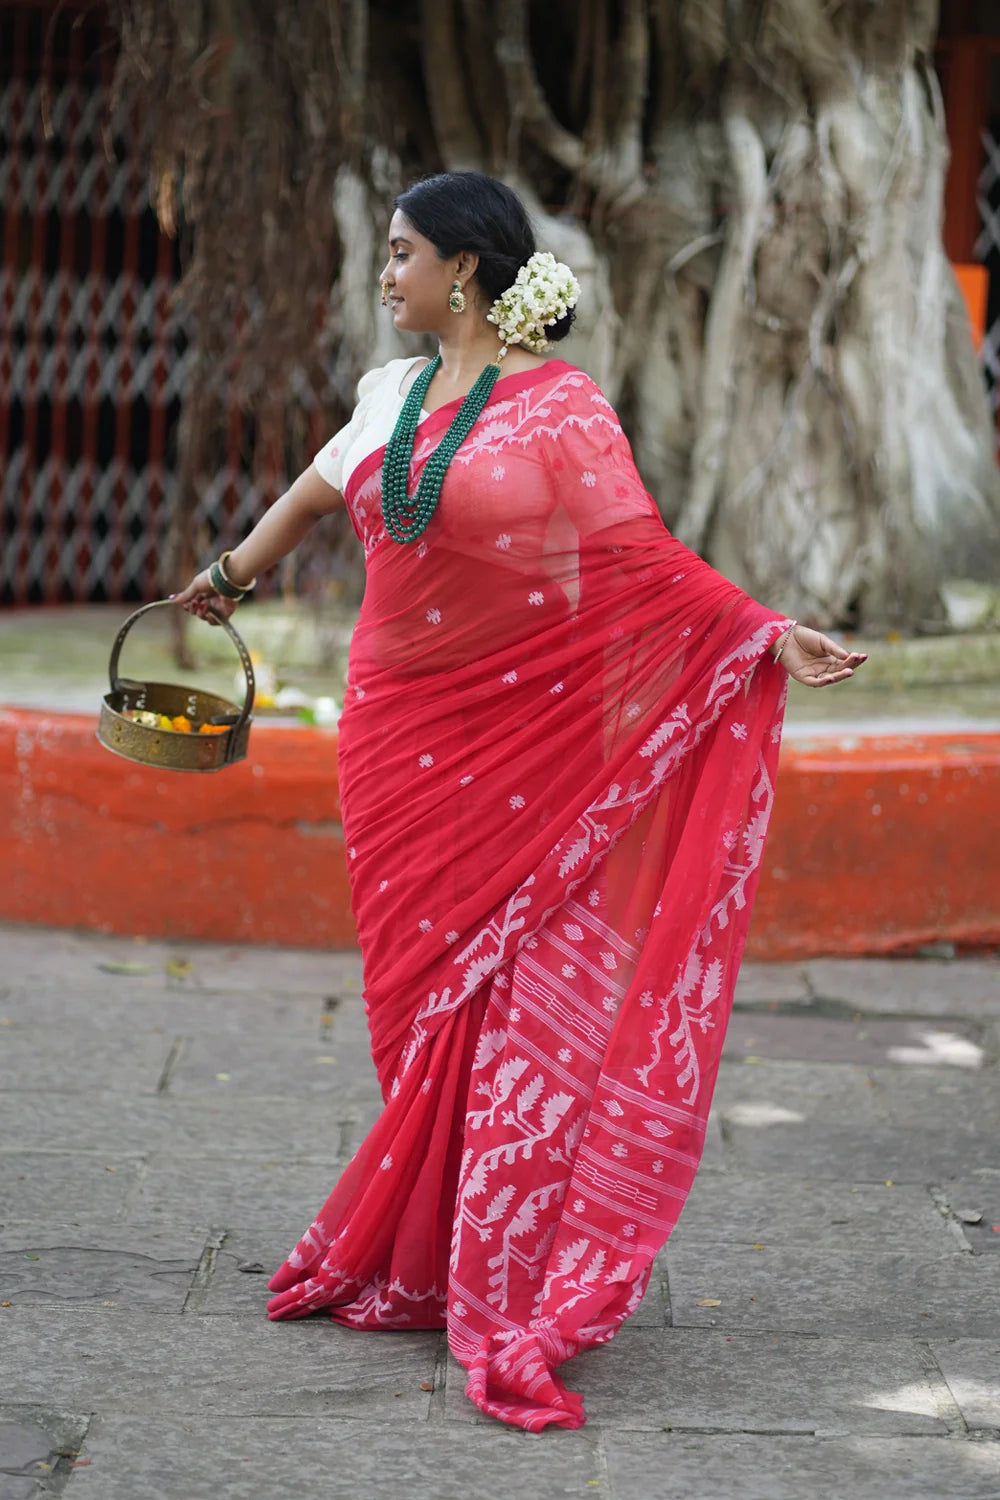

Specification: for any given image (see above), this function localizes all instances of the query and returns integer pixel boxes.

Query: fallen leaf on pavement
[98,961,152,975]
[957,1210,983,1225]
[696,1298,722,1308]
[237,1262,265,1274]
[419,1381,434,1391]
[165,958,193,979]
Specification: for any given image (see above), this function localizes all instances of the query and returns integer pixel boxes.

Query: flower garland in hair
[486,250,581,354]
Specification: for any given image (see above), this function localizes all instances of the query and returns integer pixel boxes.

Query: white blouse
[312,356,430,494]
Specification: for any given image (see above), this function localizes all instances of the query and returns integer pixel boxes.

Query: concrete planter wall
[2,707,998,960]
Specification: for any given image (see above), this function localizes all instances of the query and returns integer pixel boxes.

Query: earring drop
[380,280,390,307]
[448,280,466,314]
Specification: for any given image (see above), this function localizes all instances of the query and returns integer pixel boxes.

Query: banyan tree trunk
[111,0,1000,632]
[624,0,1000,629]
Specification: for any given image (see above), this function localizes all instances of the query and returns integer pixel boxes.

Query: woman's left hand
[777,625,868,688]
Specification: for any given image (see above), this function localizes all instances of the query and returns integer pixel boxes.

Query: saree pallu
[267,360,790,1430]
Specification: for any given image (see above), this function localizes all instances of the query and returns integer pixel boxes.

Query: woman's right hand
[171,569,239,626]
[777,624,867,687]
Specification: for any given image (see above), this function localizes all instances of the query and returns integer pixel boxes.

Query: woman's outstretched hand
[777,625,868,688]
[171,569,239,626]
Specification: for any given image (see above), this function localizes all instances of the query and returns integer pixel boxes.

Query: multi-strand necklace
[382,350,506,545]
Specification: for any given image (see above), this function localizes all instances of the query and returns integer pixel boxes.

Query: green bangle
[209,560,245,601]
[219,550,256,592]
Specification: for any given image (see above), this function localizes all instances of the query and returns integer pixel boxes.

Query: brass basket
[97,600,256,772]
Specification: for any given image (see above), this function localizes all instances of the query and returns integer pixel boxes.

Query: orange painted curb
[748,731,1000,959]
[2,709,999,959]
[0,708,355,948]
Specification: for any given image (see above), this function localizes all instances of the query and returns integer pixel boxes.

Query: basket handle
[108,600,256,758]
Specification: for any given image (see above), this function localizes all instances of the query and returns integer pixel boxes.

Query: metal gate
[977,123,1000,423]
[0,2,290,606]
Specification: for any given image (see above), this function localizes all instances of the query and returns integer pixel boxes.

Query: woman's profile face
[379,210,460,333]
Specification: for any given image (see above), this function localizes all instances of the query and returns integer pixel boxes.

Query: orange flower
[171,716,193,733]
[198,723,229,735]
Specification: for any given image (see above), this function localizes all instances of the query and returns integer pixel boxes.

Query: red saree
[267,360,790,1430]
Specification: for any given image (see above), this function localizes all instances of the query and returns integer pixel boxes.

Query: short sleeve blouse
[313,356,429,494]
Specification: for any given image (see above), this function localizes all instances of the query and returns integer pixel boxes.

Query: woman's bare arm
[172,463,344,621]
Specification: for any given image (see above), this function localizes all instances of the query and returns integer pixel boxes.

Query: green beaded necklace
[382,351,506,544]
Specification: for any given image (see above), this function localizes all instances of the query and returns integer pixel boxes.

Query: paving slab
[666,1243,1000,1337]
[0,1408,89,1500]
[64,1415,607,1500]
[932,1176,1000,1255]
[723,1011,988,1068]
[930,1340,1000,1431]
[164,1008,379,1101]
[0,1019,176,1095]
[867,1068,1000,1179]
[670,1174,952,1250]
[128,1155,344,1230]
[0,1225,202,1310]
[873,1066,1000,1129]
[712,1059,888,1179]
[715,1059,997,1180]
[441,1332,952,1435]
[3,1309,439,1417]
[603,1432,1000,1500]
[0,925,363,996]
[187,1227,308,1315]
[804,958,1000,1018]
[733,963,810,1007]
[0,983,326,1032]
[0,1154,141,1223]
[0,1090,355,1160]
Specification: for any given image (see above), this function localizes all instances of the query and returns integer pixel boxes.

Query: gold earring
[449,280,466,314]
[380,280,390,307]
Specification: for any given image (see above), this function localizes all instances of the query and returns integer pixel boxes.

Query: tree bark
[109,0,1000,634]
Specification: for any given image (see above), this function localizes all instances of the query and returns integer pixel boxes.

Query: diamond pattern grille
[975,124,1000,420]
[0,9,299,605]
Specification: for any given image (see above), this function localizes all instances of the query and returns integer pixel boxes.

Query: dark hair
[393,171,575,343]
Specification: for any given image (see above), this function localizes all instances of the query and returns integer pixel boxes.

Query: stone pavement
[2,926,1000,1500]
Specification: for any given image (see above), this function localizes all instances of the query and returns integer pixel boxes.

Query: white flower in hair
[486,250,581,354]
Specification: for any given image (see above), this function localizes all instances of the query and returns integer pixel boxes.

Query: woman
[175,172,866,1431]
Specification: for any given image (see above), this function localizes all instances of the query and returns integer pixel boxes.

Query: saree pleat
[267,361,789,1429]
